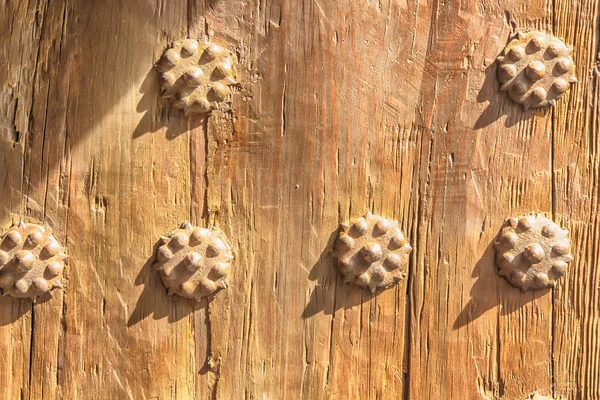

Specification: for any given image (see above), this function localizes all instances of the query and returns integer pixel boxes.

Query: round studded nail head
[497,31,577,109]
[153,222,233,301]
[0,222,66,300]
[155,38,237,115]
[335,213,411,293]
[494,214,573,291]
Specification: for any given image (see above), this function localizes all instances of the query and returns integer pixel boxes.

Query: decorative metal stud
[496,31,577,109]
[0,222,66,300]
[153,222,233,300]
[335,213,411,293]
[155,38,237,115]
[494,214,573,291]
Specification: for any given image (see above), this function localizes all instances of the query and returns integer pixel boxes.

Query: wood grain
[0,0,598,399]
[553,0,600,398]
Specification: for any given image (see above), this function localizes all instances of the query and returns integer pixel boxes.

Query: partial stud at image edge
[0,221,67,301]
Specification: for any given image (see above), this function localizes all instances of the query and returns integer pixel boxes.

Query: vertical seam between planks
[551,1,557,398]
[401,250,412,400]
[27,305,34,400]
[54,1,72,395]
[25,0,52,397]
[187,4,196,398]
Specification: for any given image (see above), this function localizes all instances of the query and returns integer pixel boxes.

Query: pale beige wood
[0,0,598,399]
[0,1,54,399]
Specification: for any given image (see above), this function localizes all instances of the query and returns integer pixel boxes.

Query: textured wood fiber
[0,0,598,399]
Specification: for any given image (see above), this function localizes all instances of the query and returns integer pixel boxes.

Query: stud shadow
[453,234,550,330]
[127,240,208,326]
[0,291,54,326]
[0,297,31,325]
[474,61,549,130]
[302,229,387,319]
[132,67,205,140]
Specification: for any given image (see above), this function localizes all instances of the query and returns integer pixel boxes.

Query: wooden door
[0,0,598,399]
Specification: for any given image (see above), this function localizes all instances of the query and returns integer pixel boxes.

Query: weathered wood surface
[0,0,598,398]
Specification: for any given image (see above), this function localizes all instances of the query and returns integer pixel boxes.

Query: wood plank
[407,0,555,399]
[1,0,599,398]
[0,0,55,398]
[491,3,556,397]
[194,1,414,397]
[552,0,600,398]
[21,1,71,399]
[52,0,198,398]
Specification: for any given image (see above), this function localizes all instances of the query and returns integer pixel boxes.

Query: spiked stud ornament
[494,214,573,291]
[335,213,411,293]
[497,31,577,109]
[155,38,237,115]
[0,222,66,300]
[153,222,234,301]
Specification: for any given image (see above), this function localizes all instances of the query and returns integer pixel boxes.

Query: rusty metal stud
[496,31,577,109]
[494,214,573,291]
[335,212,411,293]
[0,222,66,300]
[153,222,234,300]
[155,38,237,116]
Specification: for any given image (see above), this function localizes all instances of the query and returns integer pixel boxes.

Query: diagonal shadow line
[132,67,206,141]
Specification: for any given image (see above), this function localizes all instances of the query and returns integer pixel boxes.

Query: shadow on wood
[474,61,549,130]
[132,67,205,140]
[302,228,383,319]
[0,297,32,326]
[453,233,550,330]
[0,287,56,325]
[127,240,206,326]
